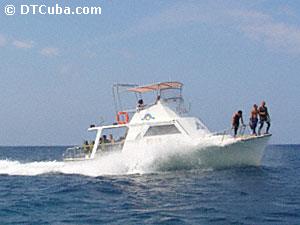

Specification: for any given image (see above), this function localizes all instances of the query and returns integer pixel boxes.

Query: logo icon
[5,5,15,15]
[141,113,155,121]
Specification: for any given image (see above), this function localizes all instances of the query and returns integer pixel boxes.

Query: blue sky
[0,0,299,145]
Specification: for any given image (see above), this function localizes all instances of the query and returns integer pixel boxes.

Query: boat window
[96,126,128,152]
[144,124,181,137]
[101,127,128,144]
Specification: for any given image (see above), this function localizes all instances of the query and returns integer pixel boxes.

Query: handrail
[212,124,253,143]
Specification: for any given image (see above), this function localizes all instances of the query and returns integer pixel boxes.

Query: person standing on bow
[258,101,271,135]
[249,104,259,135]
[232,110,245,137]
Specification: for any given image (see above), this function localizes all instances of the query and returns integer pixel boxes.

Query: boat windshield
[160,88,182,101]
[112,83,140,114]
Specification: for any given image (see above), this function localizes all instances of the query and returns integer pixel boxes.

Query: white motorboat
[63,81,271,168]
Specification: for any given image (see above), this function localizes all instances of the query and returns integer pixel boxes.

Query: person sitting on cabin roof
[137,99,145,111]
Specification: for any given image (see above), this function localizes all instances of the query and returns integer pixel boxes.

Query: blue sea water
[0,145,299,225]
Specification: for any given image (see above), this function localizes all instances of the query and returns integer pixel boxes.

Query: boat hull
[196,134,271,168]
[122,134,271,172]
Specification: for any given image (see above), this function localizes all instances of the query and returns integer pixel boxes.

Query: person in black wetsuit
[258,101,271,135]
[232,110,244,137]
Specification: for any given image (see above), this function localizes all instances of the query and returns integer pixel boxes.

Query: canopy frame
[127,81,183,94]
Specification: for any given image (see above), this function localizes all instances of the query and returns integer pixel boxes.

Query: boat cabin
[64,81,209,161]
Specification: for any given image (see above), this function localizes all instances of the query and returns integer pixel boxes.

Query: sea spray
[0,160,64,176]
[0,136,248,176]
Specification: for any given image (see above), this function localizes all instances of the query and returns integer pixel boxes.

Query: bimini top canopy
[127,81,183,93]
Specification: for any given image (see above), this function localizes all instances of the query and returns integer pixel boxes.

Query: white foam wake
[0,146,205,177]
[0,136,246,177]
[0,151,129,177]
